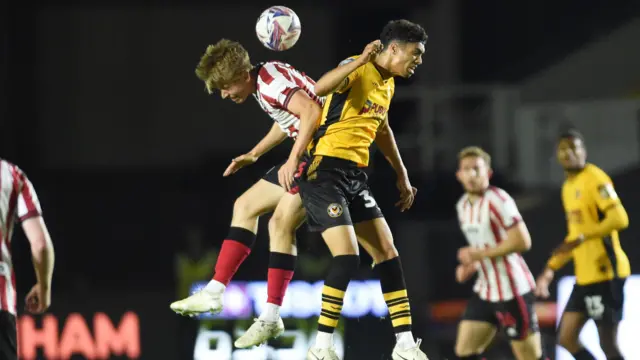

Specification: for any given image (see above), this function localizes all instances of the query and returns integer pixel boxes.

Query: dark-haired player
[288,20,428,360]
[535,129,630,360]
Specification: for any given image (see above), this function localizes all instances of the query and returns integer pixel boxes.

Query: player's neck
[373,56,394,80]
[466,190,486,204]
[564,164,587,177]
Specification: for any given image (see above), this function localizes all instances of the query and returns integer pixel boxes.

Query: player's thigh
[510,332,543,360]
[233,179,285,219]
[0,311,17,360]
[456,295,499,356]
[594,278,626,356]
[557,311,588,352]
[269,192,306,253]
[354,217,398,264]
[455,320,497,356]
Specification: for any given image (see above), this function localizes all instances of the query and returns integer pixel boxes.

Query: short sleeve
[16,169,42,222]
[489,188,521,229]
[335,56,364,94]
[257,63,302,109]
[588,168,621,211]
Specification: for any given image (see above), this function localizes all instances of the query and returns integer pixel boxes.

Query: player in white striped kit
[453,147,544,360]
[170,39,324,346]
[0,159,55,360]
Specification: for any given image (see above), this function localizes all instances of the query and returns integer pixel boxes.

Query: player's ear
[455,169,462,182]
[487,168,494,180]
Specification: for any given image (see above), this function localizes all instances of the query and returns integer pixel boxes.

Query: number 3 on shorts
[359,190,377,208]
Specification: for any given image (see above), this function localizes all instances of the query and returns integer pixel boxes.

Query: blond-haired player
[170,39,324,347]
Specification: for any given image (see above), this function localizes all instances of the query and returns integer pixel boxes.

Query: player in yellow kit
[281,20,428,360]
[535,129,629,360]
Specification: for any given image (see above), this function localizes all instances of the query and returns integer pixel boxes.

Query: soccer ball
[255,6,301,51]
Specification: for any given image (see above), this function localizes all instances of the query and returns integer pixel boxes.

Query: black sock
[377,256,412,334]
[572,349,597,360]
[607,357,624,360]
[317,255,360,334]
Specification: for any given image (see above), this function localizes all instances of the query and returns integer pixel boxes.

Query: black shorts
[262,158,307,195]
[297,155,384,232]
[564,278,626,324]
[461,292,539,340]
[0,311,17,360]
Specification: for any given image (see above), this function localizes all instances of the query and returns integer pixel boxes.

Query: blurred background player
[170,40,324,338]
[454,147,543,360]
[535,129,629,360]
[0,159,55,360]
[284,20,428,360]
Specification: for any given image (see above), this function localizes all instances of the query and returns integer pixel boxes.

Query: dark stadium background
[2,0,640,359]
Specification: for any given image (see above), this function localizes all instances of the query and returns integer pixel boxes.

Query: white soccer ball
[255,6,301,51]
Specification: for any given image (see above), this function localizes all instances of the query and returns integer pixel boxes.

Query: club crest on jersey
[598,184,617,200]
[358,100,388,117]
[327,203,343,218]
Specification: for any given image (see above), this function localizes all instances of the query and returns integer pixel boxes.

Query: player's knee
[368,238,398,263]
[268,209,294,236]
[233,194,259,220]
[556,332,580,353]
[454,344,481,358]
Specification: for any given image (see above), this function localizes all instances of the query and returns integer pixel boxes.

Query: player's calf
[312,254,360,350]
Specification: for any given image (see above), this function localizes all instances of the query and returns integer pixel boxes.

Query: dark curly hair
[380,20,428,47]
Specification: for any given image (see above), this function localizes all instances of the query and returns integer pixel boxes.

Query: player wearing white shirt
[453,146,544,360]
[171,40,324,347]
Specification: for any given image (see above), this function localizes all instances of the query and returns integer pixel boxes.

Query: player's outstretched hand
[278,158,299,192]
[25,283,51,314]
[394,176,417,212]
[223,153,258,177]
[358,40,383,64]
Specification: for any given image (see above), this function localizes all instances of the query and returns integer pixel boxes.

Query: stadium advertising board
[190,280,387,359]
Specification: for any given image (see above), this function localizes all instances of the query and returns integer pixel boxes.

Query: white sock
[396,331,416,350]
[315,331,334,349]
[204,280,225,294]
[259,303,281,322]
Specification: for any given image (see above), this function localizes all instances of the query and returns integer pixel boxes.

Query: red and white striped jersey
[253,61,324,139]
[0,159,42,315]
[456,186,535,302]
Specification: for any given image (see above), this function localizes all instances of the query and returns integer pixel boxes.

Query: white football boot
[169,290,223,317]
[306,346,341,360]
[234,317,285,348]
[392,338,428,360]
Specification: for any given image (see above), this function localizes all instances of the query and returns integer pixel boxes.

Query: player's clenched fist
[357,40,383,65]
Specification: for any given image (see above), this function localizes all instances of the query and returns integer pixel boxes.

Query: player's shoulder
[584,163,612,183]
[486,186,515,203]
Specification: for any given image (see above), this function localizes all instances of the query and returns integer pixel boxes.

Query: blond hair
[195,39,252,94]
[457,146,492,167]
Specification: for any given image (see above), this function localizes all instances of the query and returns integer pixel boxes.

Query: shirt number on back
[359,190,377,208]
[584,295,605,319]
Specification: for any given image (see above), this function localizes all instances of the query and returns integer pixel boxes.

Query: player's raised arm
[313,40,382,96]
[277,90,323,190]
[224,122,287,177]
[17,173,55,314]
